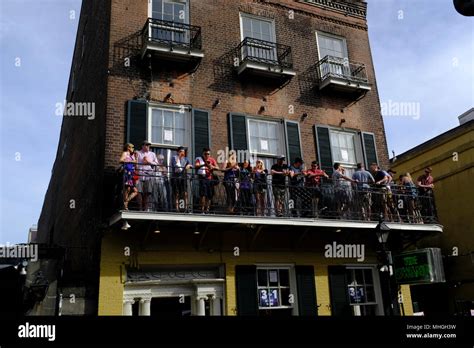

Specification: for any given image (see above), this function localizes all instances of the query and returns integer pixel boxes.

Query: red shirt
[305,169,326,186]
[417,174,433,187]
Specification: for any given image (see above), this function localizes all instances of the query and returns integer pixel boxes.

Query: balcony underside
[237,60,296,79]
[141,41,204,62]
[110,211,443,233]
[319,76,372,93]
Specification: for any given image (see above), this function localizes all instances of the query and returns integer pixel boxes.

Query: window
[257,268,293,311]
[248,119,280,156]
[346,267,379,316]
[150,108,187,147]
[316,32,349,77]
[330,130,356,166]
[150,0,189,44]
[240,14,277,62]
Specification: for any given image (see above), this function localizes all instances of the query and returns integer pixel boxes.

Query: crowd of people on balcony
[119,141,437,223]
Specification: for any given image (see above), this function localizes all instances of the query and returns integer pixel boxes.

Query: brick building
[33,0,442,316]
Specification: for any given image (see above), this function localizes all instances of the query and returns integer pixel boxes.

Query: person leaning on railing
[370,163,390,221]
[171,146,192,213]
[332,162,357,218]
[416,166,437,222]
[289,157,306,218]
[252,160,268,216]
[304,161,329,218]
[400,173,423,224]
[351,163,375,221]
[222,154,240,214]
[271,155,290,217]
[119,143,138,210]
[195,148,219,214]
[136,140,159,211]
[239,160,253,215]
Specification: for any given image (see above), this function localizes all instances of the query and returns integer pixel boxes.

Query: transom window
[330,130,357,167]
[257,268,292,309]
[150,108,187,147]
[346,267,378,316]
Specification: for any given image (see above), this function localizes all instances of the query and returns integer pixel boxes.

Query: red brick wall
[104,0,388,169]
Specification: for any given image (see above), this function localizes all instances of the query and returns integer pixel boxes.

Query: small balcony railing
[116,165,438,224]
[141,17,202,52]
[237,37,294,71]
[315,55,370,89]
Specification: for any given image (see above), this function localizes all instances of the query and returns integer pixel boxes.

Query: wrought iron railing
[315,55,369,85]
[236,37,293,70]
[116,165,438,224]
[141,18,202,51]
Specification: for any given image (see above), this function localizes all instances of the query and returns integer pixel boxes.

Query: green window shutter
[235,265,258,316]
[285,121,302,164]
[328,265,351,316]
[126,100,147,148]
[193,109,210,160]
[228,113,248,151]
[315,126,333,174]
[295,265,318,316]
[361,132,378,168]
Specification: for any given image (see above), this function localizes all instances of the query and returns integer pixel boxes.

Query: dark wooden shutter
[235,265,258,316]
[361,132,378,168]
[228,114,248,151]
[295,265,318,316]
[315,126,333,174]
[193,109,210,159]
[126,100,147,148]
[328,265,351,316]
[286,121,302,164]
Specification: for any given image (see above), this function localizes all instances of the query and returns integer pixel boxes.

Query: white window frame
[256,265,299,315]
[345,265,384,316]
[148,0,190,22]
[315,31,348,61]
[247,118,284,158]
[329,129,358,167]
[147,104,192,149]
[239,13,276,43]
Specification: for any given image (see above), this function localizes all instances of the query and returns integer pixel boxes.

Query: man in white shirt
[137,140,158,211]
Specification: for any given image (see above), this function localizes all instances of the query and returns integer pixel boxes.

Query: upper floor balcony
[234,37,296,79]
[109,165,441,234]
[141,18,204,62]
[315,55,371,93]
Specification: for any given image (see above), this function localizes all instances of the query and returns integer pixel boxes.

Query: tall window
[257,267,293,316]
[240,14,277,62]
[330,130,357,167]
[346,267,379,316]
[316,32,349,77]
[150,0,189,44]
[248,119,283,170]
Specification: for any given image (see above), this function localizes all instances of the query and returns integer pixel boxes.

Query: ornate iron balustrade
[315,55,369,85]
[141,17,202,51]
[236,37,294,70]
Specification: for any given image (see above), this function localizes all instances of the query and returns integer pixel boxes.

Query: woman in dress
[119,143,138,210]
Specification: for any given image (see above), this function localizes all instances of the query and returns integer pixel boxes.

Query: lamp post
[375,215,395,316]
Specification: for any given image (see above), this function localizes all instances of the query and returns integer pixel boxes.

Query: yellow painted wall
[98,232,407,316]
[390,123,474,305]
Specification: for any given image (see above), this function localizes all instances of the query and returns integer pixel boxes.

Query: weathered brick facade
[36,0,391,315]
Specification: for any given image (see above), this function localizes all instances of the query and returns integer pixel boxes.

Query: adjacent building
[33,0,443,316]
[390,110,474,315]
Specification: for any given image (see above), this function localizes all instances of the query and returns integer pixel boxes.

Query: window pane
[257,270,267,286]
[281,288,290,306]
[174,129,184,146]
[355,269,364,285]
[364,269,374,285]
[163,111,173,128]
[269,288,279,306]
[366,285,375,302]
[260,122,268,138]
[279,269,289,286]
[259,289,270,307]
[152,126,163,144]
[175,112,185,129]
[152,0,163,18]
[249,121,258,136]
[268,270,278,286]
[261,22,271,36]
[242,17,252,33]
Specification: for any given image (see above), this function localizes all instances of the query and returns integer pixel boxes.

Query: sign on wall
[393,248,445,285]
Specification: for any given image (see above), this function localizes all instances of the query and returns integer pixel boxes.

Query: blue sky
[0,0,473,244]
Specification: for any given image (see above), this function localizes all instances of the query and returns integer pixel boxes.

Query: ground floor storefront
[98,234,414,316]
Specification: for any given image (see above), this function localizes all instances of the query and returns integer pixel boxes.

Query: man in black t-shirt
[271,155,289,216]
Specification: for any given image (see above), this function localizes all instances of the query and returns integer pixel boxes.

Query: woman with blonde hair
[253,160,267,216]
[401,173,422,223]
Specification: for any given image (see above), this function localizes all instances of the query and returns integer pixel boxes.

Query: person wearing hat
[271,155,289,217]
[171,146,192,212]
[289,157,305,217]
[136,140,158,211]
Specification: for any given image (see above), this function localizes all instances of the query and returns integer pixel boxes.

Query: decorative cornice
[258,0,368,31]
[298,0,367,19]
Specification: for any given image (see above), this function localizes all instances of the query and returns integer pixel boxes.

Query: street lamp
[375,215,395,315]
